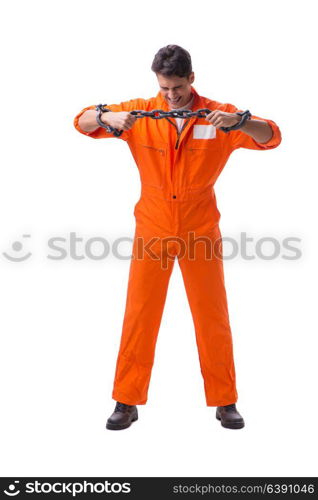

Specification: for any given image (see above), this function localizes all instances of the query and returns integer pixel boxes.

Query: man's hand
[204,109,273,143]
[205,110,241,129]
[101,111,137,131]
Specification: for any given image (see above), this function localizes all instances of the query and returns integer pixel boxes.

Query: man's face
[156,72,195,109]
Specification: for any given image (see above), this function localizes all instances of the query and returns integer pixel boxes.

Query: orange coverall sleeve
[224,103,282,151]
[73,98,150,142]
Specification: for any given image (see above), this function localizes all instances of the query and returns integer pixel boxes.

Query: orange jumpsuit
[74,86,282,406]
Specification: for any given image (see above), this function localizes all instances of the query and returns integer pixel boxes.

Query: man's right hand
[101,111,137,131]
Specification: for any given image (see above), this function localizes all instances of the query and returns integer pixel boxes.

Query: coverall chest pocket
[134,142,167,189]
[184,139,222,189]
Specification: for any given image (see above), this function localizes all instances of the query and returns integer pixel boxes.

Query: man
[74,44,282,431]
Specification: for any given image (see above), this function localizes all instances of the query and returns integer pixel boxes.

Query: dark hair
[151,44,192,78]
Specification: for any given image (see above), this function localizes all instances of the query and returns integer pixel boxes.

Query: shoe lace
[115,401,131,413]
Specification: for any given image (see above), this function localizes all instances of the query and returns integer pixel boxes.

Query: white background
[1,0,317,477]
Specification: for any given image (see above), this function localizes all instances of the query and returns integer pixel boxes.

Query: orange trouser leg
[177,224,238,406]
[112,230,176,405]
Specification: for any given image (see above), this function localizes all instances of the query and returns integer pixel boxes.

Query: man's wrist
[239,117,253,131]
[231,111,252,131]
[233,113,242,125]
[100,111,110,125]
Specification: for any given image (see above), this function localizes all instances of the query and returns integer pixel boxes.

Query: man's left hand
[205,110,240,129]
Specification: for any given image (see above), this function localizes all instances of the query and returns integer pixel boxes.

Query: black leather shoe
[106,401,138,430]
[216,403,245,429]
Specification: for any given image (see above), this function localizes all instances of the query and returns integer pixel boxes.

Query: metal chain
[95,104,251,137]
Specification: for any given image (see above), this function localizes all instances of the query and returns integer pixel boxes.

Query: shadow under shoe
[106,401,138,430]
[216,403,245,429]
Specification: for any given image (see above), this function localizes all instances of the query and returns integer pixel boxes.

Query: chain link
[95,104,251,137]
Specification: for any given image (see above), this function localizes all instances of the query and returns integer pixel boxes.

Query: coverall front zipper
[167,118,191,199]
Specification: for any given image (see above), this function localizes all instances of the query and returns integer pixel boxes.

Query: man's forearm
[239,118,273,144]
[78,109,110,133]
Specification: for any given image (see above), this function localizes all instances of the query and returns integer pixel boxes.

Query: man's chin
[167,101,183,109]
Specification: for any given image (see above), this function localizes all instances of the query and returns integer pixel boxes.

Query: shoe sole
[216,413,245,429]
[106,414,138,431]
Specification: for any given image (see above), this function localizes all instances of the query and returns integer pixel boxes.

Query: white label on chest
[193,124,216,139]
